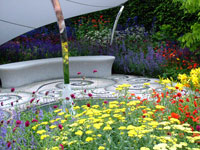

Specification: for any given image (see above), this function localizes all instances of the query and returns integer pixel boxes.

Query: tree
[173,0,200,53]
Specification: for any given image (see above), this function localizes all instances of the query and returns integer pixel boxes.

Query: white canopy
[0,0,127,45]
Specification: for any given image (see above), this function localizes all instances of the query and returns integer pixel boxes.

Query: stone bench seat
[0,56,115,88]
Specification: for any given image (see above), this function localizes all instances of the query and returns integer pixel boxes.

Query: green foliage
[152,24,177,41]
[173,0,200,53]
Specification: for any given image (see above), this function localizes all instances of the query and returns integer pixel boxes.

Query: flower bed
[0,69,199,149]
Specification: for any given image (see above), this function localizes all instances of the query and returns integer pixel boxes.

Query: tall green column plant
[51,0,75,114]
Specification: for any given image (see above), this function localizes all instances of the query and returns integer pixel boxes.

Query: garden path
[0,74,163,119]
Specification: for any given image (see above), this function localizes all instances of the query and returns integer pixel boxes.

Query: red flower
[137,96,141,100]
[13,127,17,133]
[7,141,11,148]
[157,97,161,103]
[66,97,70,100]
[88,93,93,97]
[91,19,96,23]
[70,94,75,99]
[178,107,184,113]
[77,72,81,75]
[171,112,180,119]
[30,98,35,103]
[16,120,21,125]
[11,88,15,92]
[87,103,91,107]
[60,144,64,150]
[53,105,58,109]
[11,102,13,106]
[32,119,38,123]
[93,69,97,73]
[193,109,198,115]
[7,120,10,124]
[1,102,3,106]
[179,99,184,103]
[186,98,190,102]
[25,121,30,127]
[171,100,176,104]
[194,100,198,107]
[36,100,40,103]
[58,124,63,130]
[104,101,108,104]
[177,92,182,97]
[45,91,49,96]
[32,91,36,95]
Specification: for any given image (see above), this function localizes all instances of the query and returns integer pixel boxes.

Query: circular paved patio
[0,74,163,119]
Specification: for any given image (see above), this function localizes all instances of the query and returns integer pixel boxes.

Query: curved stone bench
[0,56,115,88]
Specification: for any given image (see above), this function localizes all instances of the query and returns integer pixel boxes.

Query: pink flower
[84,89,87,93]
[88,93,93,97]
[36,100,40,103]
[11,88,15,92]
[60,144,64,150]
[30,98,35,103]
[32,91,35,95]
[25,121,30,127]
[70,94,75,99]
[1,102,3,106]
[77,72,81,75]
[104,101,109,104]
[87,103,91,107]
[58,124,63,130]
[13,127,17,133]
[66,97,70,100]
[11,102,13,106]
[93,69,97,73]
[7,141,11,148]
[53,105,58,109]
[16,120,21,125]
[32,119,38,123]
[196,125,200,131]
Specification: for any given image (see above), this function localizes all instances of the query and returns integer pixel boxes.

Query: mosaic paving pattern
[0,75,163,115]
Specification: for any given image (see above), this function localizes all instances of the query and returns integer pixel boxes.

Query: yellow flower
[50,120,56,123]
[97,134,102,137]
[36,130,46,134]
[61,120,66,124]
[103,125,112,131]
[75,130,83,136]
[55,118,61,121]
[93,123,103,129]
[85,137,93,142]
[143,83,150,86]
[40,122,48,125]
[40,134,49,140]
[54,109,62,113]
[65,114,71,118]
[140,147,150,150]
[161,78,171,84]
[98,146,105,150]
[118,126,126,130]
[49,125,57,129]
[51,147,60,150]
[58,112,65,116]
[32,125,39,130]
[85,130,93,134]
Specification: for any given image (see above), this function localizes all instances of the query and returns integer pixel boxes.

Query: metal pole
[110,5,124,45]
[51,0,75,114]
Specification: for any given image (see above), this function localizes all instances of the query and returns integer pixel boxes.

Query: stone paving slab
[0,74,163,119]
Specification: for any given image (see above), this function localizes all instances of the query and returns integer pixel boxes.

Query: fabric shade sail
[0,0,127,45]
